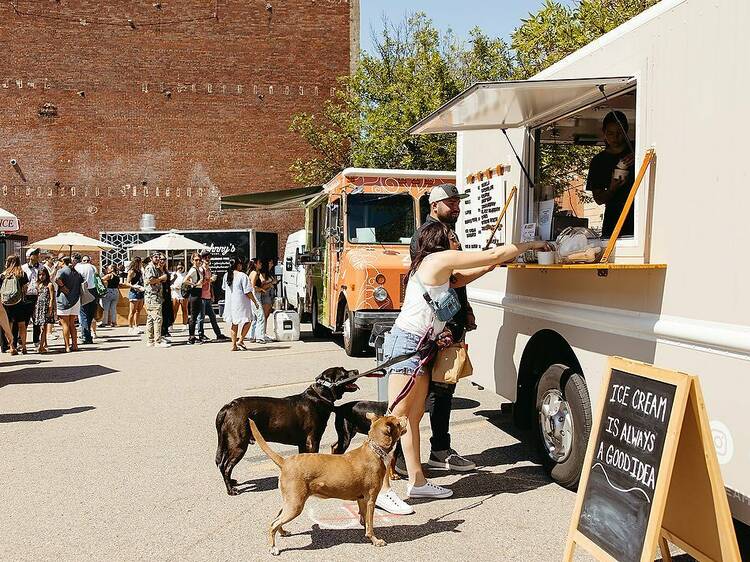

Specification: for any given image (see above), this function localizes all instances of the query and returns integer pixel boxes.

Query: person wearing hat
[21,247,42,350]
[401,184,495,475]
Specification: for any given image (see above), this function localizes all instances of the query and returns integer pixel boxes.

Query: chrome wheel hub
[539,389,574,462]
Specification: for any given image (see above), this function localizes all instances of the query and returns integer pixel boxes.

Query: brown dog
[249,413,407,555]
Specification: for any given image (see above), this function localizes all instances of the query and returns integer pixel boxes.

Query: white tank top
[394,272,448,339]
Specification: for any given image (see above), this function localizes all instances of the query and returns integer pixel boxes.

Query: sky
[359,0,576,54]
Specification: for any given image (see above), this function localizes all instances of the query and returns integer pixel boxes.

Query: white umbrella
[129,229,208,251]
[0,208,20,233]
[30,231,116,254]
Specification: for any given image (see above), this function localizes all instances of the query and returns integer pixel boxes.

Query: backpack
[93,274,108,298]
[1,274,24,306]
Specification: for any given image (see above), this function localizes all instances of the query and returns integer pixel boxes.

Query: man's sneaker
[375,489,414,515]
[187,337,197,345]
[406,481,453,499]
[156,340,170,348]
[428,449,476,472]
[394,455,408,478]
[198,334,209,343]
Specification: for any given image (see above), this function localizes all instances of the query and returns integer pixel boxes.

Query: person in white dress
[222,257,258,351]
[170,263,188,327]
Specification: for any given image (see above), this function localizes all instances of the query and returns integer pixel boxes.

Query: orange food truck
[221,168,455,355]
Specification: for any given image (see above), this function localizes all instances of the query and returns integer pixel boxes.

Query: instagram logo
[710,420,734,465]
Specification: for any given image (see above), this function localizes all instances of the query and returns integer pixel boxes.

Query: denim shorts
[380,324,429,376]
[128,290,144,301]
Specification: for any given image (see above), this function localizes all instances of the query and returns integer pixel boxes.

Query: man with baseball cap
[401,183,495,477]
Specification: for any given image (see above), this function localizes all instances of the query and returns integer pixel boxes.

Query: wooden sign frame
[482,185,517,250]
[564,357,741,562]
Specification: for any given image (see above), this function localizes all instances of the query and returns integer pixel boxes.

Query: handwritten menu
[577,369,676,562]
[461,175,506,251]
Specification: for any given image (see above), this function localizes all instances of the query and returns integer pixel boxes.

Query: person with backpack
[1,255,30,355]
[183,252,205,345]
[21,248,42,350]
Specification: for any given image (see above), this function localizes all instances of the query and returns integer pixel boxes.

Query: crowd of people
[0,247,280,354]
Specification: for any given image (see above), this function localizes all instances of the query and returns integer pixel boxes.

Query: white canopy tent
[0,208,20,233]
[128,230,209,270]
[30,232,116,255]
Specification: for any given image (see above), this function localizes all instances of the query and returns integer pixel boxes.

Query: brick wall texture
[0,0,353,254]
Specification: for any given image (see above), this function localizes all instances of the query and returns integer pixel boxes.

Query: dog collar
[365,439,390,462]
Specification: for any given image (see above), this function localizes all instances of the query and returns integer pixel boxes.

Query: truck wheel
[342,304,367,356]
[310,293,327,337]
[534,364,592,490]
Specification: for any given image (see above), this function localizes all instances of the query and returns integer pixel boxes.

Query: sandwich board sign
[564,357,741,562]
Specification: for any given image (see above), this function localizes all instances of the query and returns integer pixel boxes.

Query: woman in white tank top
[377,221,548,511]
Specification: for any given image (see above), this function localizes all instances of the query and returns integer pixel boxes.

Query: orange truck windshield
[346,193,415,244]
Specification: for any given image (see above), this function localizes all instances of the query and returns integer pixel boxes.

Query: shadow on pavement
[233,476,279,494]
[0,365,118,387]
[473,408,530,443]
[0,405,96,423]
[244,345,292,352]
[439,465,551,500]
[281,519,464,552]
[450,397,480,410]
[464,442,532,469]
[0,359,50,367]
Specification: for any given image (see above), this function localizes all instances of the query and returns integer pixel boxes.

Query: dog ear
[366,412,379,423]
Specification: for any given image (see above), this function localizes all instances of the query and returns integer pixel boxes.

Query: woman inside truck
[586,110,636,238]
[375,221,549,515]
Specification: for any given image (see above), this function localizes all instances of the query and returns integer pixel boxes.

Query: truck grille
[400,273,407,305]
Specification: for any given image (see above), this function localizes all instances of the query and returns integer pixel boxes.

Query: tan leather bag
[431,343,473,384]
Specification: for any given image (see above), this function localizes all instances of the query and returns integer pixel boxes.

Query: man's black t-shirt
[586,149,635,238]
[409,215,468,339]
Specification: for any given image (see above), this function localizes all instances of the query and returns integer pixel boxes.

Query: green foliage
[290,1,659,186]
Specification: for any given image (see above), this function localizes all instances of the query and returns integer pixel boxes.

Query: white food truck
[408,0,749,525]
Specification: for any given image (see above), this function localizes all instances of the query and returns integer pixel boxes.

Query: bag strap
[411,272,435,306]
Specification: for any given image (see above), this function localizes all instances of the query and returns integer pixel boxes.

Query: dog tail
[215,405,229,466]
[249,419,284,468]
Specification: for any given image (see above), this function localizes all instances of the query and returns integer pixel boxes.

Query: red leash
[387,329,436,413]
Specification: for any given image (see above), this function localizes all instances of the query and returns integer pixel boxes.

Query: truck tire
[310,292,327,337]
[342,304,367,356]
[534,364,592,490]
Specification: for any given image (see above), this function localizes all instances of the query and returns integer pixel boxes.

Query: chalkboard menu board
[577,369,676,562]
[461,175,506,250]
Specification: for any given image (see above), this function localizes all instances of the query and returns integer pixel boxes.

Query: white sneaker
[263,335,275,343]
[406,481,453,499]
[128,327,137,335]
[146,341,155,347]
[375,489,414,515]
[156,340,170,348]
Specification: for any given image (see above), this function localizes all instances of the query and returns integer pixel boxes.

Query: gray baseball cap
[428,183,469,204]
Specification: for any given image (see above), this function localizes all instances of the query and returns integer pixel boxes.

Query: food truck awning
[408,76,634,134]
[220,186,323,210]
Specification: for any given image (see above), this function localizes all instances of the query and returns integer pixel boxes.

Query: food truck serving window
[347,193,415,244]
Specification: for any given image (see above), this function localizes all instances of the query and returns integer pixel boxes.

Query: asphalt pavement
[1,322,600,561]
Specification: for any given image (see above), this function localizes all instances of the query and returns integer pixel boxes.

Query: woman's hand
[436,328,454,349]
[529,241,553,252]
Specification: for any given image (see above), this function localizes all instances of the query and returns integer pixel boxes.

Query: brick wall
[0,0,355,254]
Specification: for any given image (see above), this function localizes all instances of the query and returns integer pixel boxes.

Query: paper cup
[537,251,556,265]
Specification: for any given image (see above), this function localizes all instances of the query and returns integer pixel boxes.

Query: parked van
[408,0,750,525]
[281,229,307,312]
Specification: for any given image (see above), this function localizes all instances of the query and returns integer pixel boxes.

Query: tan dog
[249,413,408,555]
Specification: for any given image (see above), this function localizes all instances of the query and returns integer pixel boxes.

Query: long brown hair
[128,256,142,273]
[408,222,452,278]
[3,255,22,278]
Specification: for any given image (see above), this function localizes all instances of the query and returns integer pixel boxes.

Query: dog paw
[372,537,387,547]
[279,529,291,537]
[227,488,238,496]
[270,546,280,556]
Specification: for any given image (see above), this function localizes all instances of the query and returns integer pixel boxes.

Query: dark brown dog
[250,413,407,555]
[215,367,359,495]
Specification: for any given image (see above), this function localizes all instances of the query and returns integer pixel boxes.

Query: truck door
[325,198,342,328]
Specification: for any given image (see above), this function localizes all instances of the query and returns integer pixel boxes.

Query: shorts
[57,301,81,317]
[128,290,144,301]
[171,290,183,302]
[260,292,273,306]
[380,324,429,376]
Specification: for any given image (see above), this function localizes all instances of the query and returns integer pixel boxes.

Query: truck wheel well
[515,329,584,429]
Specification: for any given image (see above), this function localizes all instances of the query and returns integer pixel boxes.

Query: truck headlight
[373,286,389,302]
